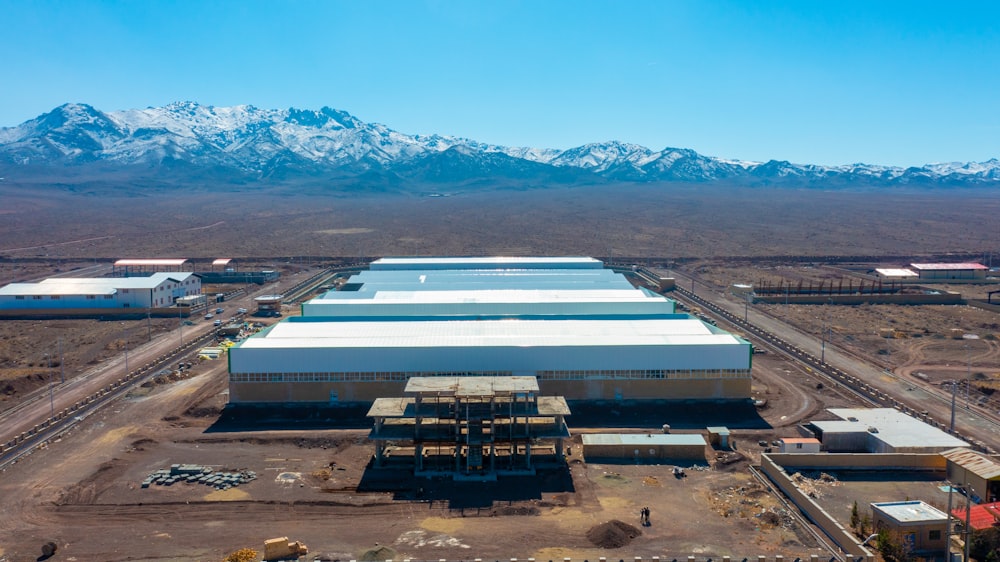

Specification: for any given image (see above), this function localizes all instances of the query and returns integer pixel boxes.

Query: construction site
[1,254,999,562]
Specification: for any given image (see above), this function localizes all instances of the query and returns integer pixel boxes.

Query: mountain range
[1,102,998,191]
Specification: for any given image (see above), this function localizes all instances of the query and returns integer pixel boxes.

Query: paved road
[671,269,1000,453]
[0,271,316,446]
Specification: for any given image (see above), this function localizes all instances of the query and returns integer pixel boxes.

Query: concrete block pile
[141,463,257,490]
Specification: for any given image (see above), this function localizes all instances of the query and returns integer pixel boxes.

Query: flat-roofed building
[910,262,988,280]
[871,501,948,556]
[581,433,707,461]
[805,408,969,453]
[778,437,821,453]
[874,268,919,280]
[228,257,752,405]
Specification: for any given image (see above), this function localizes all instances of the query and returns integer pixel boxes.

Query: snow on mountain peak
[1,102,998,187]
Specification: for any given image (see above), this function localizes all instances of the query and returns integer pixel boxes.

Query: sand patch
[317,228,374,235]
[597,496,632,510]
[419,516,464,534]
[93,425,137,447]
[203,488,250,501]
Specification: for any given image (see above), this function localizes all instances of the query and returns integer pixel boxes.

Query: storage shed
[581,433,707,462]
[941,447,1000,504]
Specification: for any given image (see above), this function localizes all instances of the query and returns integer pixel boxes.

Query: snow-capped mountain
[1,102,998,189]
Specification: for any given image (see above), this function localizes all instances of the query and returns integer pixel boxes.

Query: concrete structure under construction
[227,257,752,405]
[368,376,569,479]
[0,272,202,310]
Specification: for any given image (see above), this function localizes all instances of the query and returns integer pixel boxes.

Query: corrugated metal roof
[582,433,707,446]
[371,257,603,270]
[115,259,188,266]
[0,272,196,296]
[212,258,232,265]
[238,318,744,350]
[940,447,1000,480]
[910,263,988,271]
[781,438,821,444]
[0,283,116,296]
[875,268,918,277]
[952,502,1000,530]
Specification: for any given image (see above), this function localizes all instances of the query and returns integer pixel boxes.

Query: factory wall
[228,342,750,375]
[228,376,751,403]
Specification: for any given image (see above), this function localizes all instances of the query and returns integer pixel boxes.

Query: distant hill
[1,102,998,191]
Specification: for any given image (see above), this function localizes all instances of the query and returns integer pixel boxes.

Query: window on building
[15,295,25,300]
[795,443,803,449]
[33,296,43,300]
[929,530,941,540]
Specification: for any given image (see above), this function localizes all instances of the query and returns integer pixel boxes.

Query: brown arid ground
[0,353,834,562]
[1,184,1000,560]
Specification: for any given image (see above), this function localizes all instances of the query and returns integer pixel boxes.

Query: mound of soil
[360,545,398,561]
[586,519,642,548]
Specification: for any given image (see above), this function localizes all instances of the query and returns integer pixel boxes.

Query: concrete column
[526,442,532,469]
[556,437,564,457]
[375,441,384,467]
[415,444,423,471]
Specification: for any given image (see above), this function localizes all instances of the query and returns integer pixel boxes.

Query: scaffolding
[367,376,571,480]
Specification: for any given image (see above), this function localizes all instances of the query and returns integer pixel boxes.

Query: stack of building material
[263,537,308,561]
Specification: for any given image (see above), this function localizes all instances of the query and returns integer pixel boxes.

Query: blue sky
[1,0,997,166]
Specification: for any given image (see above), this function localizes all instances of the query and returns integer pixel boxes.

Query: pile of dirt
[586,519,642,548]
[359,545,397,561]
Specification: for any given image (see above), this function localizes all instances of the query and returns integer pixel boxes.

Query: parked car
[213,319,222,326]
[204,313,213,320]
[216,307,224,314]
[237,307,248,314]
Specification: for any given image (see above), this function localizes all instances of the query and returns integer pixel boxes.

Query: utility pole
[122,322,129,378]
[46,352,54,417]
[58,337,64,384]
[950,380,957,433]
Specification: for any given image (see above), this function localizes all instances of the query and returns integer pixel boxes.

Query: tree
[874,529,909,562]
[850,501,860,531]
[970,527,1000,562]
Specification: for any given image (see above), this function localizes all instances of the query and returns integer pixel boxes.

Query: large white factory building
[228,257,753,404]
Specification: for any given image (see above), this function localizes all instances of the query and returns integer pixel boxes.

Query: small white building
[0,273,201,309]
[874,268,918,280]
[778,437,821,453]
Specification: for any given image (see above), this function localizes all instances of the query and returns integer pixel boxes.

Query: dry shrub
[223,547,258,562]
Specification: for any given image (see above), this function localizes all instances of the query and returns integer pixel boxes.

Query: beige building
[871,501,948,556]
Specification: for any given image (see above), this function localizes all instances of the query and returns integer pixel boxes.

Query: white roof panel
[370,256,603,270]
[239,318,740,350]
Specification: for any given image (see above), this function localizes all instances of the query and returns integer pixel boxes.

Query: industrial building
[581,433,707,462]
[368,376,570,478]
[0,272,202,310]
[910,262,989,280]
[228,257,752,404]
[941,448,1000,504]
[803,408,969,453]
